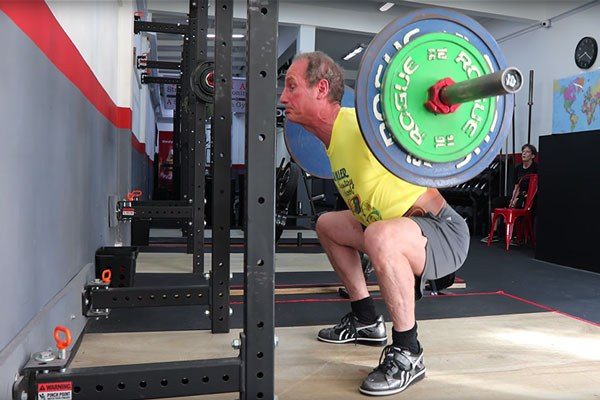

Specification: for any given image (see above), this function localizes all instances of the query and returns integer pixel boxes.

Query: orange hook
[101,269,112,284]
[54,326,72,351]
[126,189,143,201]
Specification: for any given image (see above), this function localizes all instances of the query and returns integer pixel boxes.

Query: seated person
[482,143,538,243]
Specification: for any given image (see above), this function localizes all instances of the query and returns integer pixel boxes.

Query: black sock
[392,323,420,354]
[350,296,378,325]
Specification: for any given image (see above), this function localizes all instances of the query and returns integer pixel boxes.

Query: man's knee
[364,222,400,260]
[363,220,423,269]
[315,212,338,239]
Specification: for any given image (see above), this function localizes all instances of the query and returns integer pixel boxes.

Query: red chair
[487,174,538,250]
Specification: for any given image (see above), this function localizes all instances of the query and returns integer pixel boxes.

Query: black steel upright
[189,0,209,274]
[210,0,233,333]
[242,0,278,398]
[173,85,182,198]
[179,14,192,203]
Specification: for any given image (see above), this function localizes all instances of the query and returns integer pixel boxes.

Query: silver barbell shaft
[440,67,523,105]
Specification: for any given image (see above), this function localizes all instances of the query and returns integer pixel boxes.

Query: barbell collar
[440,67,523,106]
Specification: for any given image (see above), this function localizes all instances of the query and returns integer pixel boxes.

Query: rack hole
[258,392,264,398]
[182,377,189,384]
[137,296,143,300]
[258,197,265,204]
[257,372,264,378]
[222,374,229,381]
[261,7,268,14]
[257,352,264,358]
[257,321,264,328]
[257,259,264,266]
[259,71,267,78]
[96,385,103,392]
[117,382,125,390]
[161,379,168,387]
[125,296,130,301]
[139,381,147,388]
[202,376,210,383]
[112,297,117,302]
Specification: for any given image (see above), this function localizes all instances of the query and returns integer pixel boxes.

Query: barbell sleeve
[440,67,523,106]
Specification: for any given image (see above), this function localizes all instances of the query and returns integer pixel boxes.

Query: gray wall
[132,148,154,199]
[0,11,130,397]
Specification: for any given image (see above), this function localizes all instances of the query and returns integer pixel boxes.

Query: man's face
[279,59,318,125]
[521,146,535,162]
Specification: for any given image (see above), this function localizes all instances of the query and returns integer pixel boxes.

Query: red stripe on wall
[0,0,132,130]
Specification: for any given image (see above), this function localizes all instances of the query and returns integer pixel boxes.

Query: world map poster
[552,69,600,134]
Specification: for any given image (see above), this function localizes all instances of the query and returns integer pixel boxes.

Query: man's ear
[316,79,330,99]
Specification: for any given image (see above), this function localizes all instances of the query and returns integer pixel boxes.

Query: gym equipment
[275,161,301,242]
[191,61,215,102]
[13,1,277,399]
[283,86,355,179]
[355,8,522,187]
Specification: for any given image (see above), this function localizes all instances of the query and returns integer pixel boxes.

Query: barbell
[285,8,522,188]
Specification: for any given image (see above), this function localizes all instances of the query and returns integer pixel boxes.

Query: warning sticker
[122,208,135,216]
[37,381,72,400]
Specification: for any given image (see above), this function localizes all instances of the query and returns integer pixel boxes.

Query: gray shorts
[409,205,470,295]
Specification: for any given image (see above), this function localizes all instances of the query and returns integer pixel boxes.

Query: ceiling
[142,0,590,121]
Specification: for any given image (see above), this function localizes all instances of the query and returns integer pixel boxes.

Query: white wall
[131,31,155,151]
[484,3,600,149]
[46,0,134,107]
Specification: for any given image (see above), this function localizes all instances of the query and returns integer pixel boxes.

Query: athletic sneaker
[317,313,387,346]
[359,345,426,396]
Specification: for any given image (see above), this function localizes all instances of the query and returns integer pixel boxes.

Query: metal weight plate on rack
[283,86,355,179]
[191,61,215,103]
[355,8,514,188]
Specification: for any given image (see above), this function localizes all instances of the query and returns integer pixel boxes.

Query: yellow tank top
[326,108,426,226]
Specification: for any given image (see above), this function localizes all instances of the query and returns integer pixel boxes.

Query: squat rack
[13,0,278,399]
[100,0,231,333]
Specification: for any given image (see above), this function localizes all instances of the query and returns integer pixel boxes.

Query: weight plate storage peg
[355,8,522,188]
[191,61,215,103]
